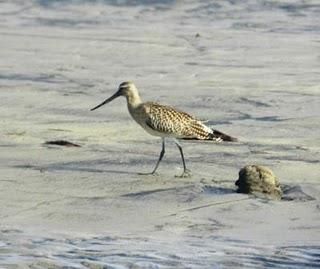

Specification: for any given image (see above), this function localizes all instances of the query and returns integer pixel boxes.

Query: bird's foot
[137,171,158,176]
[175,169,192,178]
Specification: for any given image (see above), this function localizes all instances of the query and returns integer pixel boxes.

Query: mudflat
[0,1,319,268]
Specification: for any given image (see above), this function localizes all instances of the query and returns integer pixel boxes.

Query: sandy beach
[0,0,320,268]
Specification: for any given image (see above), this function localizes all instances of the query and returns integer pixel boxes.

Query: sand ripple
[1,230,319,269]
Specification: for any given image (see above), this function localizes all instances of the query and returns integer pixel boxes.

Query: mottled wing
[144,102,220,140]
[144,103,191,136]
[184,120,222,141]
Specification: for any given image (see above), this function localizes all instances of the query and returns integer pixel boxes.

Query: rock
[235,165,282,200]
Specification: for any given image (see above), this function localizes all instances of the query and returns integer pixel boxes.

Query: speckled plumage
[91,81,237,177]
[132,102,224,141]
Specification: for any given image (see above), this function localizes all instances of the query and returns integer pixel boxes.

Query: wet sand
[0,1,320,268]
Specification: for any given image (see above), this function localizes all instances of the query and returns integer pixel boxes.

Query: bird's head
[91,81,139,111]
[117,81,137,96]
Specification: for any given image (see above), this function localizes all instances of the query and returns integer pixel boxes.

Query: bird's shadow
[121,186,183,198]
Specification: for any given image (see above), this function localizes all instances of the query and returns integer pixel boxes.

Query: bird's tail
[209,129,238,142]
[180,120,237,142]
[182,128,238,142]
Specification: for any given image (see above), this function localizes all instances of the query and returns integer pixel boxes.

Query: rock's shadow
[281,185,316,202]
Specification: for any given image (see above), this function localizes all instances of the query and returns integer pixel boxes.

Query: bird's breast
[127,105,168,137]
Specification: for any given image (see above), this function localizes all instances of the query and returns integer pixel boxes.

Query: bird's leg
[174,140,191,178]
[139,138,165,175]
[151,138,166,174]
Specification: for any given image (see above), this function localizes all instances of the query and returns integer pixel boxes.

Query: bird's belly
[140,122,169,137]
[142,123,188,139]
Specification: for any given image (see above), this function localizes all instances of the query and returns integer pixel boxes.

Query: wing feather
[141,102,236,141]
[144,103,191,135]
[144,102,214,139]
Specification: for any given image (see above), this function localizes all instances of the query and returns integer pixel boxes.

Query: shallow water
[0,0,320,268]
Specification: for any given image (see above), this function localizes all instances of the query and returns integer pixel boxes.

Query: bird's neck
[126,91,142,109]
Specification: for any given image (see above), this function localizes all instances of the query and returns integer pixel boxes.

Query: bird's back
[130,102,237,142]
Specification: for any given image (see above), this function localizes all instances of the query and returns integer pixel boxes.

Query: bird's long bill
[90,91,120,111]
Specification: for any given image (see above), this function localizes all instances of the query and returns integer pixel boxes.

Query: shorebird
[91,81,237,177]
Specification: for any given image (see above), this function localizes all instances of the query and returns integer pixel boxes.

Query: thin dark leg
[174,140,191,177]
[139,138,165,175]
[150,138,165,174]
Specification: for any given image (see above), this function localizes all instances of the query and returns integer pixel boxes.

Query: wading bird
[91,82,237,177]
